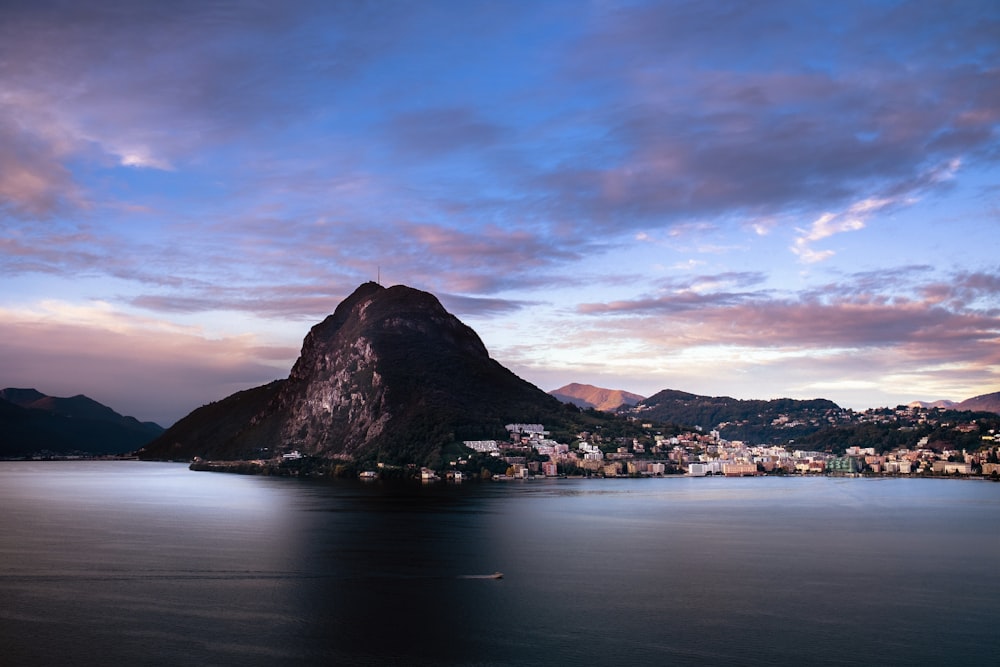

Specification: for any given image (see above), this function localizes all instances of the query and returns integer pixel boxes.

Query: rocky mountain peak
[144,282,565,465]
[263,283,497,457]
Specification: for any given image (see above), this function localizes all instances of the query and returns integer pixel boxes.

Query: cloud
[0,301,296,426]
[0,114,83,217]
[437,293,535,318]
[115,216,592,320]
[129,292,345,321]
[0,0,417,214]
[520,1,1000,238]
[351,221,593,296]
[573,267,1000,360]
[791,197,894,263]
[386,107,507,158]
[578,272,770,314]
[4,0,995,250]
[1,1,997,416]
[0,228,101,275]
[495,265,999,409]
[919,270,1000,313]
[0,290,529,426]
[116,147,174,171]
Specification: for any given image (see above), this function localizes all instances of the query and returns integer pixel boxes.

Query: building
[932,461,972,475]
[687,462,709,477]
[722,462,757,477]
[885,460,912,474]
[602,462,622,477]
[464,440,500,453]
[827,457,860,474]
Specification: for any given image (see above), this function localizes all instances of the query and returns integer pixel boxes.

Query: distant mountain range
[906,392,1000,413]
[953,391,1000,414]
[547,385,1000,420]
[907,400,958,409]
[0,388,164,457]
[550,386,1000,446]
[548,383,645,412]
[622,388,843,444]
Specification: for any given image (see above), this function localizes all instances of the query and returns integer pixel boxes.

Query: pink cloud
[0,307,296,426]
[0,116,82,218]
[576,268,1000,358]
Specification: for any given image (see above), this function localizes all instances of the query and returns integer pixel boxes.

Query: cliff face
[258,281,394,457]
[142,282,565,464]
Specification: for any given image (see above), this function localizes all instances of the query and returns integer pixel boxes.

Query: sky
[1,0,998,426]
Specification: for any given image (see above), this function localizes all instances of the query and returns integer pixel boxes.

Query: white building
[687,462,709,477]
[464,440,500,453]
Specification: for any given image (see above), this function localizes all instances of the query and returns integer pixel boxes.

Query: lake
[1,461,997,665]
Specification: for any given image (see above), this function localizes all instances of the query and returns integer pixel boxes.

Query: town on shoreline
[16,403,997,483]
[187,404,998,482]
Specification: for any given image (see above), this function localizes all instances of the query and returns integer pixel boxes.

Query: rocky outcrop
[141,282,568,465]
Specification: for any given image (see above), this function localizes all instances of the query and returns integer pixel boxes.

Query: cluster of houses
[456,422,1000,480]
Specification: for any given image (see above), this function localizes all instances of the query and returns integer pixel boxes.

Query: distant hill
[954,391,1000,415]
[907,400,958,409]
[627,388,842,444]
[0,388,164,457]
[141,282,592,466]
[549,383,645,412]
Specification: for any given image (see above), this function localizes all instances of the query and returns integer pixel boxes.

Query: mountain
[954,391,1000,415]
[628,389,842,444]
[140,282,579,465]
[137,381,286,462]
[0,388,164,457]
[550,383,645,412]
[907,399,958,409]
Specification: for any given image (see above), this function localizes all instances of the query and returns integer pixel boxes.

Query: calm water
[1,462,998,666]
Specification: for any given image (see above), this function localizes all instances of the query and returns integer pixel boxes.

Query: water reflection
[276,482,510,664]
[1,463,998,666]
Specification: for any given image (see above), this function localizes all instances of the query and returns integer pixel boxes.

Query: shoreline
[1,457,995,483]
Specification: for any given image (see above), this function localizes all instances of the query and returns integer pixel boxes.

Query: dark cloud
[0,117,81,218]
[437,293,534,318]
[0,0,415,202]
[528,1,1000,232]
[386,108,507,158]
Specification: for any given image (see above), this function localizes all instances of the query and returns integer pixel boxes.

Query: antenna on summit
[377,266,381,286]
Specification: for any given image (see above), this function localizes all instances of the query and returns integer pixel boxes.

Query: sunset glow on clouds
[1,0,998,425]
